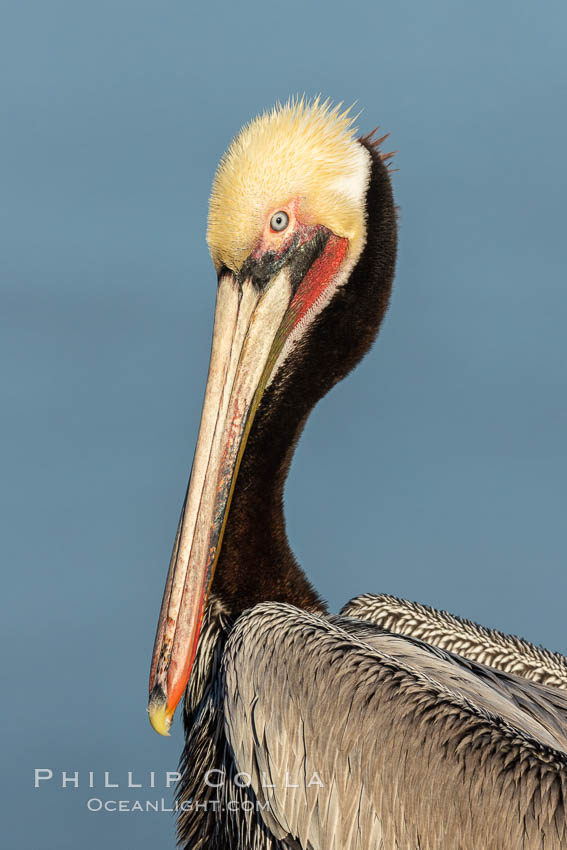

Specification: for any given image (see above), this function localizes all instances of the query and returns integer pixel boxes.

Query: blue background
[2,1,566,847]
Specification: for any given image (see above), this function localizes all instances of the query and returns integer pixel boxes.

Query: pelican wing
[341,593,567,690]
[222,602,567,850]
[338,615,567,753]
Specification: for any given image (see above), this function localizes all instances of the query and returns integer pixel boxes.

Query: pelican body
[148,100,567,849]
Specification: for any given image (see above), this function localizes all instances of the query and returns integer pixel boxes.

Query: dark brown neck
[213,392,325,615]
[213,142,397,619]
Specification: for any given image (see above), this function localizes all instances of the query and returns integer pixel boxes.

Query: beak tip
[148,685,173,737]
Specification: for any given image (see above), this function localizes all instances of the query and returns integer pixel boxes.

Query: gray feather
[223,602,567,850]
[341,594,567,689]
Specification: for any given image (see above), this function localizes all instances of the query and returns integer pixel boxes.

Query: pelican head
[148,98,396,735]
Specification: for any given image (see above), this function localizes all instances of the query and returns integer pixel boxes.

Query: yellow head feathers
[207,98,371,273]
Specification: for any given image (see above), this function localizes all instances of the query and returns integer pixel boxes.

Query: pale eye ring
[270,211,289,232]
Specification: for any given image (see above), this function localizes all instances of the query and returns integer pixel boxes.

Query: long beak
[148,267,296,735]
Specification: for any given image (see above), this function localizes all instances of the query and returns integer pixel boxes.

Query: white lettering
[127,772,142,788]
[62,771,79,788]
[260,771,275,788]
[165,771,181,788]
[34,769,53,788]
[104,772,118,788]
[285,772,298,788]
[204,769,225,788]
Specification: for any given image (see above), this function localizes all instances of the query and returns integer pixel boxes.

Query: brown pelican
[148,99,567,848]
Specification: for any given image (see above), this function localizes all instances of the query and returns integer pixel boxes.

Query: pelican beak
[148,231,348,735]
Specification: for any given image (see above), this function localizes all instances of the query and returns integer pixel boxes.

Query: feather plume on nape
[359,127,398,172]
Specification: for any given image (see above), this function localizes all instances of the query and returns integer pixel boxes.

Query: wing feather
[341,594,567,689]
[222,602,567,850]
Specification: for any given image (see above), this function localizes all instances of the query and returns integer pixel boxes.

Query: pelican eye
[270,211,289,232]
